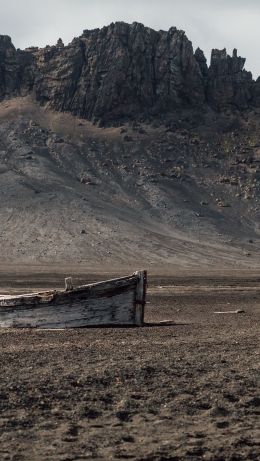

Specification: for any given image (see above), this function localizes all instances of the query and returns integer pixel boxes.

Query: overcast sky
[0,0,259,78]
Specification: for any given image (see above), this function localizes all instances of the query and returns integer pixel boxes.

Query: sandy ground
[0,269,259,461]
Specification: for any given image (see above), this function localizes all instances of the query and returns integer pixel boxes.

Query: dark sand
[0,269,259,461]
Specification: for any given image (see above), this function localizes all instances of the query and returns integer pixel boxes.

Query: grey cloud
[0,0,259,77]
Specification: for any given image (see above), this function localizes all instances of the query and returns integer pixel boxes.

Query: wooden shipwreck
[0,271,147,329]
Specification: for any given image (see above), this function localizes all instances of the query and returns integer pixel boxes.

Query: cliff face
[0,35,19,99]
[207,48,254,109]
[30,23,206,122]
[0,22,259,122]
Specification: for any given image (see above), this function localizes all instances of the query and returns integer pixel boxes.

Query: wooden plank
[0,290,136,328]
[0,275,138,308]
[134,270,147,326]
[65,277,73,291]
[214,310,245,314]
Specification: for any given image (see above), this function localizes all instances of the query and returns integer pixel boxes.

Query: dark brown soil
[0,270,259,461]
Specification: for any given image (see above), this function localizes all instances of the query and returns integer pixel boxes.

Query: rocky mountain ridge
[0,22,259,124]
[0,23,259,268]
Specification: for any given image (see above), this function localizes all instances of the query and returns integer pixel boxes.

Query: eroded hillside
[0,97,259,268]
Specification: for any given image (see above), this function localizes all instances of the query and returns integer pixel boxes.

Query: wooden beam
[214,310,245,314]
[134,270,147,326]
[65,277,73,291]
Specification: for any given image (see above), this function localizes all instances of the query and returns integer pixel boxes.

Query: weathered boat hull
[0,271,147,329]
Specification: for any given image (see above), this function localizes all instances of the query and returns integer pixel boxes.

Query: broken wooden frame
[0,270,147,329]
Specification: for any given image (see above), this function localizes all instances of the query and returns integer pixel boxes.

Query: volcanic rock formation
[0,22,258,124]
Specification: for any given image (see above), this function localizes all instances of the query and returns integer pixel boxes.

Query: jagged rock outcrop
[253,77,260,107]
[0,35,19,99]
[0,23,259,122]
[195,48,208,78]
[29,22,206,122]
[207,48,254,109]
